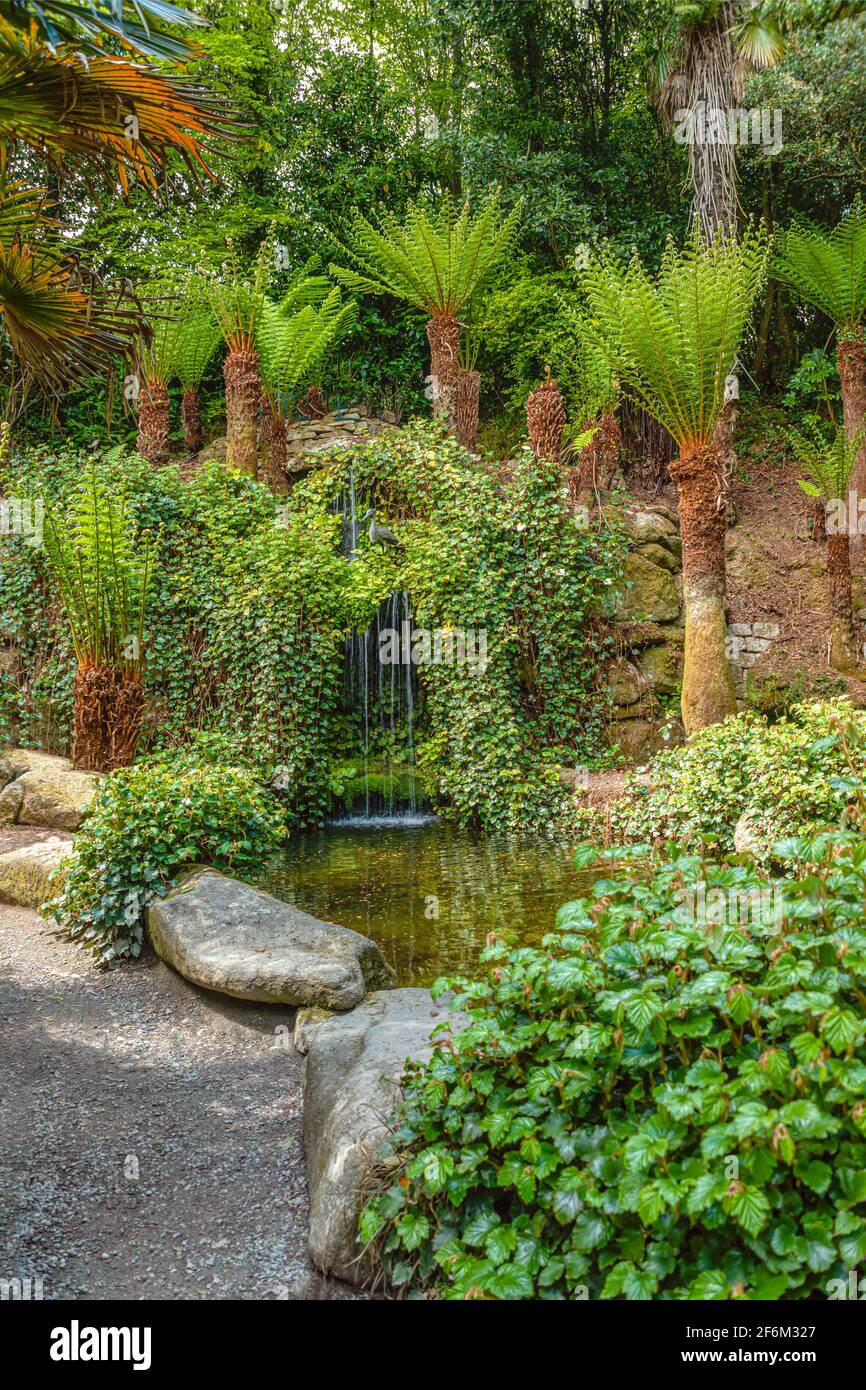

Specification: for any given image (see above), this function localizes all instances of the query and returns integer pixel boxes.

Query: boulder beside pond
[147,869,393,1010]
[303,987,465,1283]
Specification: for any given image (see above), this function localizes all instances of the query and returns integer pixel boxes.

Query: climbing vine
[1,422,623,836]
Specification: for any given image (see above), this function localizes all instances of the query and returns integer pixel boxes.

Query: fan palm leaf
[0,39,246,192]
[0,0,208,62]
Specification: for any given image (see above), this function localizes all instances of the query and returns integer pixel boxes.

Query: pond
[253,817,598,987]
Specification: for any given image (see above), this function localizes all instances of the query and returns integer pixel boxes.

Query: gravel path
[0,902,356,1301]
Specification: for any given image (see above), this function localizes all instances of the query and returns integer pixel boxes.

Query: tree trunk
[181,388,202,455]
[224,348,260,477]
[426,315,460,435]
[713,397,738,523]
[669,443,737,734]
[526,377,566,461]
[259,408,289,494]
[826,532,860,672]
[838,335,866,561]
[575,411,620,493]
[72,665,145,772]
[136,379,169,466]
[455,367,480,451]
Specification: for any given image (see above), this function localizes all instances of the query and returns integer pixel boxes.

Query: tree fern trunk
[224,348,260,477]
[670,443,737,734]
[455,367,480,450]
[827,532,860,672]
[575,411,620,492]
[526,377,565,460]
[181,388,202,455]
[72,666,144,771]
[426,315,460,435]
[137,379,169,466]
[838,335,866,562]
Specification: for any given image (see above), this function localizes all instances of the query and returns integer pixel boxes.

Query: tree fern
[329,190,520,316]
[583,228,768,449]
[201,235,276,352]
[773,207,866,335]
[789,418,866,501]
[43,460,150,676]
[257,287,356,415]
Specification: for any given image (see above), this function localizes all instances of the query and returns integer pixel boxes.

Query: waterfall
[334,467,424,822]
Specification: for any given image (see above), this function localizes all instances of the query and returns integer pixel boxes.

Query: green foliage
[42,458,150,675]
[773,207,866,335]
[3,424,621,834]
[583,229,768,448]
[789,418,866,501]
[609,702,866,860]
[45,750,288,964]
[330,190,521,317]
[360,829,866,1300]
[781,348,840,424]
[291,421,624,835]
[256,286,357,415]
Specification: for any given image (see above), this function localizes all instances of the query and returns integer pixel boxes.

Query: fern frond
[583,228,768,449]
[330,190,520,316]
[256,284,356,416]
[43,459,150,674]
[773,207,866,334]
[788,417,866,500]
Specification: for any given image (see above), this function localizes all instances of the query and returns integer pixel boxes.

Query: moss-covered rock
[614,553,681,624]
[0,836,72,908]
[638,643,681,696]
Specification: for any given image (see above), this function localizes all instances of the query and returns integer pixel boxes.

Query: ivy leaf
[727,1186,771,1237]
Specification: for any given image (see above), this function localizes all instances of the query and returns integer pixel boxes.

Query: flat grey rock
[304,988,464,1282]
[147,869,393,1009]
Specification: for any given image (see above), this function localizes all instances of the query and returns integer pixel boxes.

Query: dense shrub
[608,702,866,860]
[45,752,287,964]
[360,834,866,1299]
[4,426,623,835]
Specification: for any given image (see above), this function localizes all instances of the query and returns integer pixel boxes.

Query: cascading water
[334,468,427,824]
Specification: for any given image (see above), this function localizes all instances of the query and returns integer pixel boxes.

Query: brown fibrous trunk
[826,532,860,672]
[72,665,145,772]
[669,442,737,735]
[224,348,260,477]
[426,315,461,435]
[258,395,289,494]
[573,411,621,497]
[181,388,202,455]
[526,377,566,461]
[136,379,169,466]
[838,335,866,562]
[301,385,327,419]
[455,367,480,451]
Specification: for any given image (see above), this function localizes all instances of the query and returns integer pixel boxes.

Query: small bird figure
[360,507,400,548]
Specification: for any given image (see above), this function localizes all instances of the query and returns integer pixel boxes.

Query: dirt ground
[0,901,359,1301]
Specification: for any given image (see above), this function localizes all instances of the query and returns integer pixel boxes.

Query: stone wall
[603,502,685,763]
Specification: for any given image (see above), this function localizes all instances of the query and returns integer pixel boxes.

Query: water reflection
[254,822,594,987]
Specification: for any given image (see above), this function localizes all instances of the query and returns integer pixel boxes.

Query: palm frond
[0,228,139,391]
[773,208,866,334]
[0,0,209,62]
[0,43,246,192]
[583,227,768,449]
[330,190,520,317]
